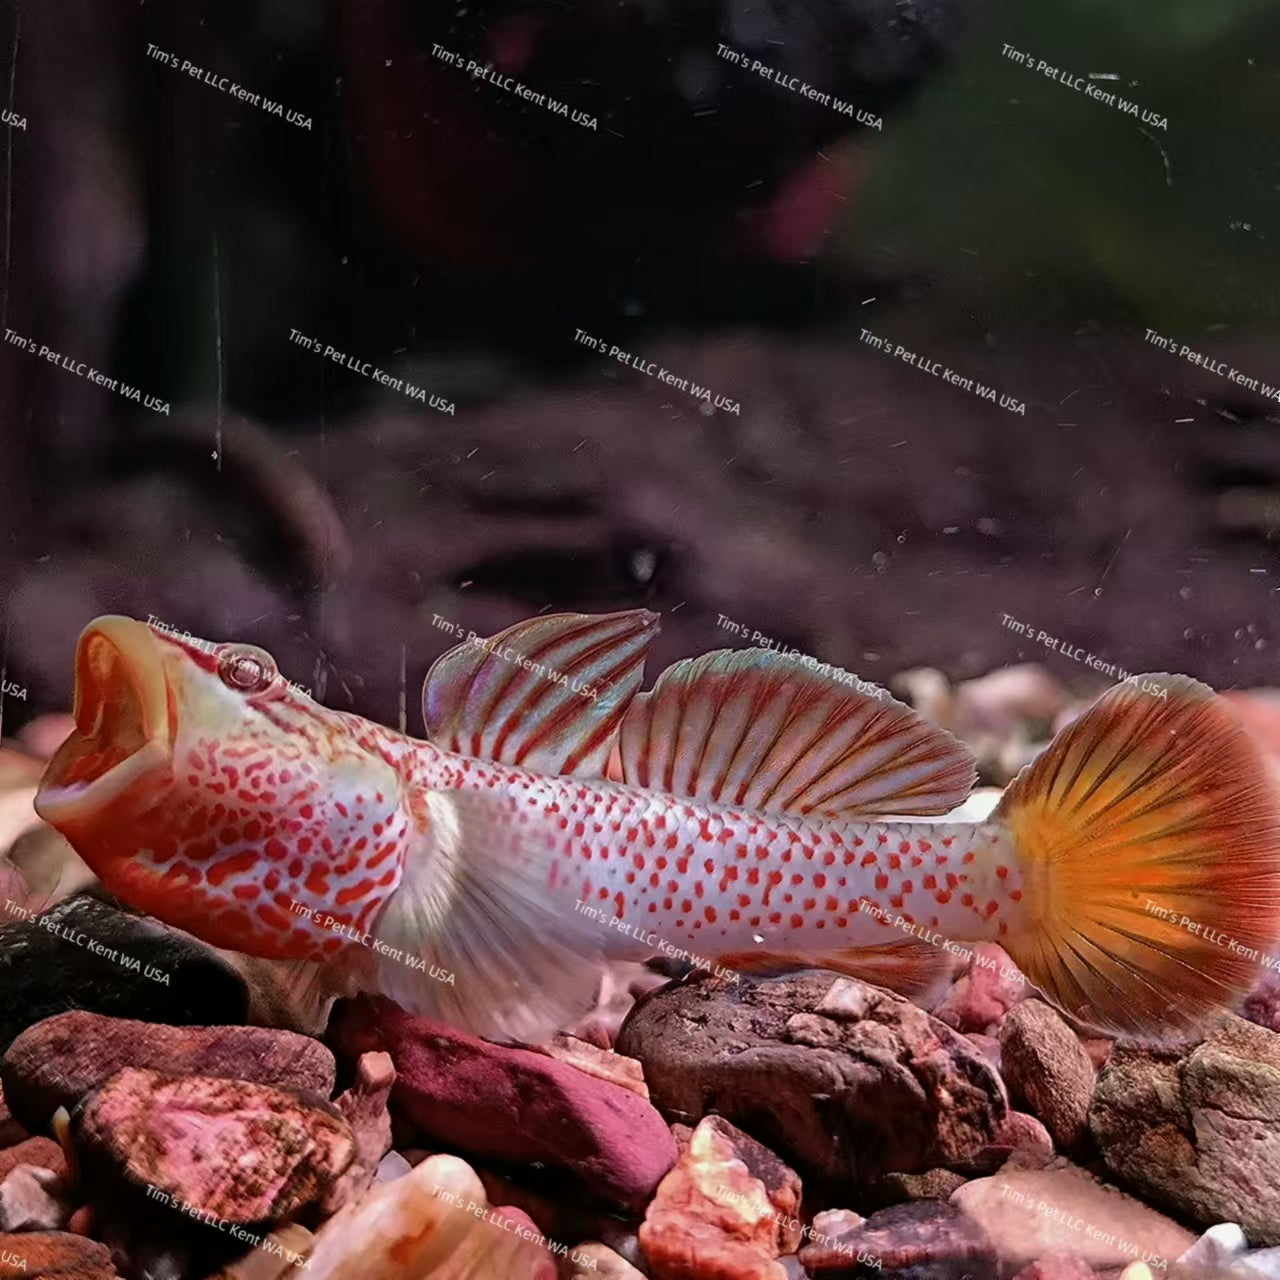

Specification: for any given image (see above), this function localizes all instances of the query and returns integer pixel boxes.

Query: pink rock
[319,1051,395,1214]
[933,944,1032,1035]
[639,1115,802,1280]
[966,1033,1002,1073]
[0,1165,70,1232]
[75,1067,355,1224]
[330,995,677,1211]
[16,715,75,761]
[1013,1250,1100,1279]
[530,1034,650,1100]
[1081,1039,1114,1072]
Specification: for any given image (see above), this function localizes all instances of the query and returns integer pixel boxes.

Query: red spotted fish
[34,610,1280,1043]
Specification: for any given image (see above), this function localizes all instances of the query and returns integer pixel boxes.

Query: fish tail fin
[995,674,1280,1038]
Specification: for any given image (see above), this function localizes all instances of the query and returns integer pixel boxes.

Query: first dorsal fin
[616,648,976,817]
[422,609,659,777]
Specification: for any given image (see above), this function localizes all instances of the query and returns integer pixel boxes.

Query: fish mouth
[35,617,174,828]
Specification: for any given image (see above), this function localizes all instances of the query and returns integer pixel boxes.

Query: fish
[33,609,1280,1045]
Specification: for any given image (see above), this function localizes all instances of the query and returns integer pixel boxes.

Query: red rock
[0,1136,65,1182]
[1013,1251,1100,1279]
[0,1230,119,1277]
[75,1067,354,1224]
[330,995,676,1211]
[933,944,1032,1034]
[319,1050,395,1215]
[616,973,1006,1190]
[639,1115,802,1280]
[798,1200,996,1278]
[1,1011,335,1132]
[1000,1001,1096,1154]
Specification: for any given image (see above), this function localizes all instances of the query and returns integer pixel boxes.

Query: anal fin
[714,939,957,1005]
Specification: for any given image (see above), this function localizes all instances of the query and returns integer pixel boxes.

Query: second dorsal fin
[422,609,659,777]
[616,648,976,817]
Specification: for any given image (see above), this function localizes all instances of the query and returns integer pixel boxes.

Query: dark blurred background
[1,0,1278,734]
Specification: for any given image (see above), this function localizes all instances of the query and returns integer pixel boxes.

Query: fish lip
[34,616,174,827]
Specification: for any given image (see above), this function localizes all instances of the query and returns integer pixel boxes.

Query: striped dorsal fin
[422,609,659,777]
[615,648,976,817]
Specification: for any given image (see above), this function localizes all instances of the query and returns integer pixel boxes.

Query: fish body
[34,609,1280,1044]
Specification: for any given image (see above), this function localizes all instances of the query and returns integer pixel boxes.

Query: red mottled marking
[336,879,376,906]
[996,865,1009,880]
[305,865,331,895]
[875,874,889,890]
[207,852,257,887]
[937,891,952,904]
[861,853,877,868]
[615,892,626,918]
[665,833,679,849]
[961,893,975,907]
[888,853,901,870]
[902,880,913,893]
[814,873,827,888]
[233,884,260,901]
[1011,889,1024,902]
[963,850,976,864]
[923,874,937,890]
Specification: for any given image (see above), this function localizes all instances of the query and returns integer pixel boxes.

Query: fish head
[35,616,413,961]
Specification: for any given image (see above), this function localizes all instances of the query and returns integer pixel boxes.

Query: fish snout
[35,616,174,829]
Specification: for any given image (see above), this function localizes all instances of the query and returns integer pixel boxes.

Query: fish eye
[218,645,279,693]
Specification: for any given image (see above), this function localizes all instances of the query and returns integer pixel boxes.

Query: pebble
[331,994,676,1211]
[1000,1000,1096,1154]
[617,971,1006,1190]
[0,895,248,1056]
[75,1067,354,1224]
[1,1010,335,1133]
[0,1165,70,1232]
[639,1115,802,1279]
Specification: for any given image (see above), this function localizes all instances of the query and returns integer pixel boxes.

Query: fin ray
[422,609,659,777]
[369,788,607,1044]
[617,649,976,817]
[997,674,1280,1038]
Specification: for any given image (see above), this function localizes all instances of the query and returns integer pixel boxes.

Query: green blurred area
[838,0,1280,341]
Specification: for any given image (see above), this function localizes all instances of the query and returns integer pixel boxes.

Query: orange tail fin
[995,674,1280,1038]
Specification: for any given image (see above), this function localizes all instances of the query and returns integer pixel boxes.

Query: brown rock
[1090,1016,1280,1245]
[639,1115,802,1280]
[950,1161,1195,1271]
[318,1051,395,1215]
[0,1083,23,1149]
[951,1110,1057,1178]
[616,972,1006,1191]
[1012,1251,1099,1279]
[875,1167,968,1205]
[0,1230,119,1277]
[75,1068,354,1224]
[531,1033,650,1100]
[798,1200,996,1279]
[1081,1040,1114,1073]
[1001,1001,1096,1153]
[1,1011,335,1132]
[0,1164,70,1232]
[0,1136,64,1182]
